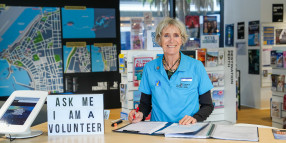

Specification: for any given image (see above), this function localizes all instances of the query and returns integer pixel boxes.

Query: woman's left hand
[179,115,197,125]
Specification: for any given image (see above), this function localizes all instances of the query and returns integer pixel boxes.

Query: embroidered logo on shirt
[155,80,161,86]
[176,83,190,88]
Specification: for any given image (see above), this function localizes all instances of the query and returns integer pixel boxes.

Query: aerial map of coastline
[91,45,117,72]
[62,8,116,38]
[63,45,91,73]
[0,7,63,96]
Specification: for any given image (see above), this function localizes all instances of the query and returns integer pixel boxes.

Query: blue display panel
[62,8,116,38]
[0,7,63,96]
[91,45,117,72]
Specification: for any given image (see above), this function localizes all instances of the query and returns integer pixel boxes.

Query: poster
[276,29,286,44]
[225,24,234,47]
[248,49,260,74]
[263,27,274,45]
[203,16,218,35]
[237,22,245,39]
[185,15,200,38]
[248,20,260,46]
[236,42,246,55]
[273,4,283,22]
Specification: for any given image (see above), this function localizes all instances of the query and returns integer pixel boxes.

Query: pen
[111,119,123,127]
[133,107,139,120]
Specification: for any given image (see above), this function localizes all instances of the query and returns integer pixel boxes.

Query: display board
[0,0,121,109]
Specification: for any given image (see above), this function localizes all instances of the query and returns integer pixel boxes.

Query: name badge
[181,78,192,82]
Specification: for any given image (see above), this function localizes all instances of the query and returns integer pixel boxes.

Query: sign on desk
[47,94,104,135]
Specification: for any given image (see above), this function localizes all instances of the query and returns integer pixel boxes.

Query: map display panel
[62,8,116,38]
[0,7,63,96]
[91,45,117,72]
[63,45,91,73]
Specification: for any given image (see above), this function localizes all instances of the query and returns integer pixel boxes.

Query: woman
[128,17,214,125]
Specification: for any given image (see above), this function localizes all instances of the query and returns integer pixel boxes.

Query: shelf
[272,45,286,50]
[205,66,224,72]
[272,91,285,97]
[212,108,224,114]
[272,68,286,75]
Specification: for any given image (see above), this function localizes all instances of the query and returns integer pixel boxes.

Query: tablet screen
[0,97,39,125]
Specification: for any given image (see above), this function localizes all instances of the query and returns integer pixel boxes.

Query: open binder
[113,122,259,142]
[113,121,209,135]
[166,124,259,142]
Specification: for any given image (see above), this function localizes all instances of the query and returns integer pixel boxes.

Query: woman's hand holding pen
[179,115,197,125]
[128,110,143,123]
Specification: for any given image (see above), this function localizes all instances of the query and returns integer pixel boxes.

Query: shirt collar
[155,51,188,72]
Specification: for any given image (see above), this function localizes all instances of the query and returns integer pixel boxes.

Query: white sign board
[47,94,104,135]
[201,35,219,48]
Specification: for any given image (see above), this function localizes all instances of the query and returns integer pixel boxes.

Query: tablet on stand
[0,90,47,139]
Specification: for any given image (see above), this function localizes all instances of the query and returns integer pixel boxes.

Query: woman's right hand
[128,110,143,123]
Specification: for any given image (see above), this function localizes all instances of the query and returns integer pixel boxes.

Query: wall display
[63,43,91,73]
[263,27,274,45]
[203,16,218,35]
[236,42,246,55]
[91,43,117,72]
[237,22,245,39]
[272,4,283,22]
[185,15,200,39]
[225,24,234,47]
[248,21,260,46]
[0,6,63,96]
[248,49,260,74]
[276,29,286,44]
[62,8,116,39]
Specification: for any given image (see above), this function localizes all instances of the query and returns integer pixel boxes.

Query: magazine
[212,90,224,109]
[133,57,153,87]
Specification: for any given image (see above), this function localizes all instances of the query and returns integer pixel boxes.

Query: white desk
[0,120,284,143]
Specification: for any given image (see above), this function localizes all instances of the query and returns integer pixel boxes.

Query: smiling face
[159,24,182,57]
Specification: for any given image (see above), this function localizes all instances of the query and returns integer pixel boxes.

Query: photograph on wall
[236,42,246,55]
[203,16,218,35]
[248,49,260,74]
[273,4,283,22]
[263,27,274,45]
[237,22,245,39]
[185,15,200,38]
[248,20,260,46]
[225,24,234,47]
[63,43,91,73]
[0,7,64,96]
[62,8,116,38]
[276,29,286,44]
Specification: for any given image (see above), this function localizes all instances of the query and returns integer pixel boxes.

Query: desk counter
[0,120,283,143]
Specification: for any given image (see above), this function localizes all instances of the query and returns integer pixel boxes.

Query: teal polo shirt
[138,52,213,123]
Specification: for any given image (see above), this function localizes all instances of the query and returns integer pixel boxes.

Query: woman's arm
[193,90,214,122]
[138,92,152,120]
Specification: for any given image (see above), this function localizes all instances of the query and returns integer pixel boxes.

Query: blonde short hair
[155,17,188,45]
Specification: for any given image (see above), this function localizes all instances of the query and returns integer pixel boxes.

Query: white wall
[225,0,262,108]
[260,0,286,23]
[225,0,286,109]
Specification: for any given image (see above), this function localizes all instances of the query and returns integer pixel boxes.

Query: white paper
[164,124,213,138]
[211,124,258,141]
[117,121,167,134]
[156,122,209,134]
